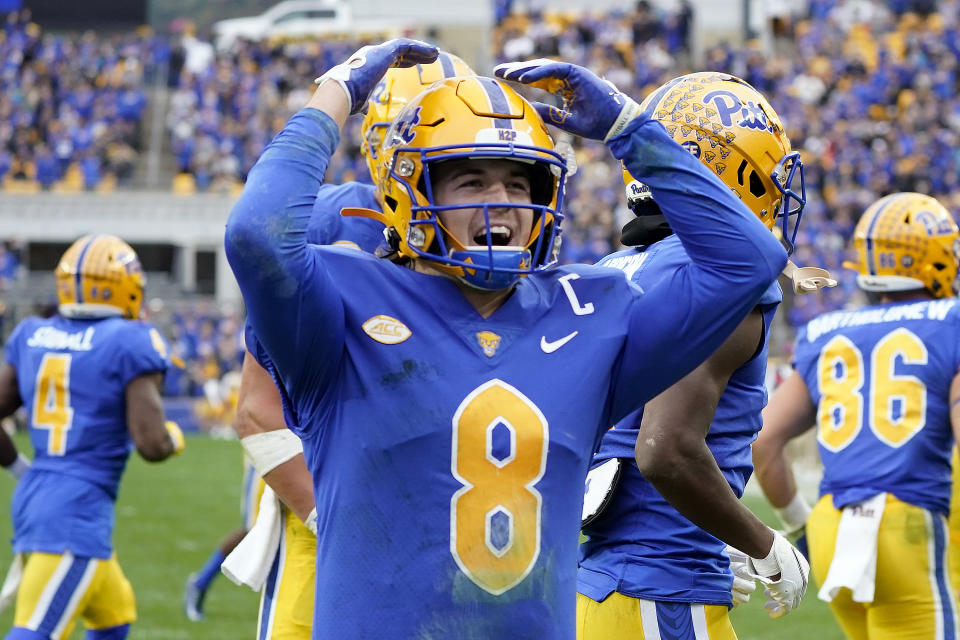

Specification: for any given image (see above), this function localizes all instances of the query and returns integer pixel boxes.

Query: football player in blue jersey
[0,235,184,640]
[577,72,814,639]
[225,39,788,639]
[223,52,476,640]
[754,192,960,639]
[183,456,258,622]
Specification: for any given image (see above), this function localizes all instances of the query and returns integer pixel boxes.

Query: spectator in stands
[0,10,158,191]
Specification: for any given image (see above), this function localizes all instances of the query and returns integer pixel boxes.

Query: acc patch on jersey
[362,315,411,345]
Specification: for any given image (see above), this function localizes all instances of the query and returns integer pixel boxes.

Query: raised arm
[494,60,786,414]
[224,39,438,397]
[753,370,817,515]
[608,115,785,411]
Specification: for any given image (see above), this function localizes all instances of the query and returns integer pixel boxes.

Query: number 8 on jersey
[450,379,549,595]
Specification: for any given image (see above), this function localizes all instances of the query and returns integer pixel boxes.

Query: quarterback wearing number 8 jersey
[226,41,786,639]
[755,192,960,640]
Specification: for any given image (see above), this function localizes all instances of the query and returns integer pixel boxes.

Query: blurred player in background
[183,458,257,622]
[578,72,815,639]
[224,52,475,640]
[0,235,184,640]
[183,371,254,622]
[754,192,960,639]
[226,37,788,637]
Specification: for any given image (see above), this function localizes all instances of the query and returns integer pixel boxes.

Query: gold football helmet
[374,76,567,290]
[847,192,959,298]
[624,72,805,252]
[360,52,475,182]
[56,235,145,319]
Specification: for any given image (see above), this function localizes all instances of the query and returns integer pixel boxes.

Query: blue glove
[315,38,439,114]
[493,59,642,142]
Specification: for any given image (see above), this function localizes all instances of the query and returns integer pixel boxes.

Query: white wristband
[4,453,30,480]
[750,529,782,577]
[304,507,318,535]
[774,492,812,531]
[604,97,643,143]
[241,430,303,477]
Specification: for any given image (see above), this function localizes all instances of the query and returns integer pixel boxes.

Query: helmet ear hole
[749,171,766,198]
[527,164,553,207]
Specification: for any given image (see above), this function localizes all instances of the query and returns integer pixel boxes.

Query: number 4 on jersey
[32,353,74,455]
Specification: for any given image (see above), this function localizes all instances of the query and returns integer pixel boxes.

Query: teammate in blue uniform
[578,73,813,639]
[226,53,477,640]
[0,235,184,640]
[754,192,960,639]
[225,40,787,639]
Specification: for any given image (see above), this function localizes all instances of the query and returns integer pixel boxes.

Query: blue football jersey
[306,181,383,250]
[4,315,171,557]
[225,109,786,639]
[579,236,781,606]
[244,179,384,429]
[793,298,960,515]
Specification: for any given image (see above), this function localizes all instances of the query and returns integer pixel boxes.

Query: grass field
[0,434,844,639]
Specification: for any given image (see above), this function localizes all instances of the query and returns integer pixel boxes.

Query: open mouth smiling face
[431,159,535,251]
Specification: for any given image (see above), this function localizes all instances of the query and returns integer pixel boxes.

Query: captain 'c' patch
[362,315,411,345]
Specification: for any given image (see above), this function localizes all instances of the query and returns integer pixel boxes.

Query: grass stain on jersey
[379,359,440,387]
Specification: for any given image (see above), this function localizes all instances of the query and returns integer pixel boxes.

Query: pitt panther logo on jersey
[702,89,772,132]
[362,315,411,345]
[475,331,501,357]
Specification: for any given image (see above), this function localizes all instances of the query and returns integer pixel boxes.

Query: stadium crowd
[0,9,166,191]
[3,0,960,394]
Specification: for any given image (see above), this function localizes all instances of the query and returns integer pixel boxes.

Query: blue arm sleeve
[608,116,788,422]
[224,108,345,420]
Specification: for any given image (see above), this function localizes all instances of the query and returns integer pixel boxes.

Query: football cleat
[184,572,206,622]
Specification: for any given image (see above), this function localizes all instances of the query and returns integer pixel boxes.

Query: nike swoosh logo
[540,331,578,353]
